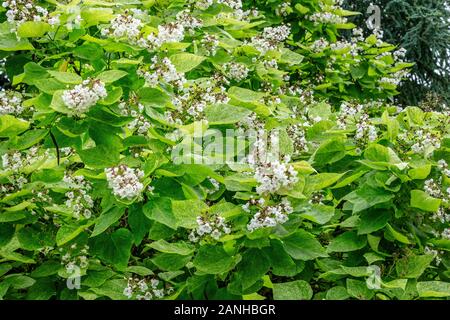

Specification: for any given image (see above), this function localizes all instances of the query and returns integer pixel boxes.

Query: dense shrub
[0,0,449,300]
[343,0,450,107]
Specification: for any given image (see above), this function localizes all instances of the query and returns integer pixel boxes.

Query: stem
[49,130,60,166]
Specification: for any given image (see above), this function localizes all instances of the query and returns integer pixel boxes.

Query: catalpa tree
[0,0,449,300]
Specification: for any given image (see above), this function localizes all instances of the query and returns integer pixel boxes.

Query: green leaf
[56,222,93,246]
[169,53,205,72]
[282,230,328,260]
[91,207,125,237]
[299,204,335,225]
[396,255,434,278]
[326,286,350,300]
[96,70,128,83]
[143,197,177,229]
[17,21,50,38]
[346,279,374,300]
[172,199,208,229]
[264,240,298,277]
[151,253,192,271]
[327,232,367,253]
[0,115,29,137]
[304,173,344,195]
[357,210,391,235]
[128,204,151,245]
[193,245,235,274]
[147,239,194,255]
[0,224,14,246]
[344,183,394,214]
[90,228,134,270]
[272,280,313,300]
[0,24,34,51]
[205,104,252,125]
[230,249,270,292]
[78,145,120,169]
[385,224,411,244]
[417,281,450,298]
[410,190,441,212]
[408,164,431,180]
[48,71,82,84]
[312,139,346,166]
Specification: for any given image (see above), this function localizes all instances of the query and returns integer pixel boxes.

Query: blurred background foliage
[248,0,450,108]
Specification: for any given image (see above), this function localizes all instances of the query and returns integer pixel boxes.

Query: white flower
[223,62,249,82]
[137,56,186,89]
[0,90,24,116]
[123,286,133,299]
[246,198,293,232]
[102,12,142,41]
[62,79,107,115]
[253,159,298,195]
[250,25,290,54]
[189,214,231,242]
[105,165,144,200]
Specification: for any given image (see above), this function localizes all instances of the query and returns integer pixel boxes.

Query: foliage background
[0,0,449,300]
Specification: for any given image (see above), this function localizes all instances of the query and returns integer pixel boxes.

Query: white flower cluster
[206,177,220,194]
[286,124,309,155]
[101,11,143,41]
[0,90,24,116]
[244,198,293,232]
[245,130,298,194]
[137,56,186,89]
[217,0,242,10]
[330,40,358,57]
[188,215,231,242]
[1,147,42,172]
[237,112,265,130]
[355,113,378,143]
[309,12,347,25]
[30,188,53,206]
[123,276,173,300]
[201,33,220,56]
[311,38,329,53]
[60,244,90,274]
[253,158,299,194]
[176,9,203,31]
[1,175,28,196]
[119,102,152,135]
[63,173,94,219]
[171,81,229,119]
[3,0,59,28]
[223,62,249,82]
[139,22,186,51]
[438,160,450,177]
[441,228,450,240]
[105,165,144,200]
[410,129,441,154]
[432,207,450,224]
[424,178,450,203]
[337,102,365,129]
[424,246,444,265]
[393,48,407,62]
[250,25,291,54]
[128,114,151,135]
[62,79,107,115]
[351,28,365,42]
[262,25,291,42]
[336,103,377,145]
[276,2,291,17]
[193,0,214,9]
